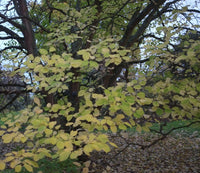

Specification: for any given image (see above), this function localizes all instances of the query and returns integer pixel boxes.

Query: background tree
[0,0,200,172]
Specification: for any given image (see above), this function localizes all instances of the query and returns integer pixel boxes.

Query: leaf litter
[89,131,200,173]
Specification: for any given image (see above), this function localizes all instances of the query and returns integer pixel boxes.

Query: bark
[12,0,37,56]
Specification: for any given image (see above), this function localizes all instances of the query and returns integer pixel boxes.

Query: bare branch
[0,16,50,33]
[0,12,23,31]
[119,0,166,47]
[45,0,67,15]
[0,46,23,53]
[0,83,26,87]
[0,93,20,112]
[0,25,25,47]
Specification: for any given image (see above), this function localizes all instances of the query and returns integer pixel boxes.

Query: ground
[0,131,199,173]
[89,131,200,173]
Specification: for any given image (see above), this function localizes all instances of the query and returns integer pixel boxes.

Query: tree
[0,0,200,172]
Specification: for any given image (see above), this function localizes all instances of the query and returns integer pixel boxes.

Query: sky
[0,0,199,62]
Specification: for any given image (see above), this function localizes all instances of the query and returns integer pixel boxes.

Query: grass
[150,120,200,136]
[126,119,200,137]
[1,158,79,173]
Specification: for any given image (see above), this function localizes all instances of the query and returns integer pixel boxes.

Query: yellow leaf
[102,143,111,153]
[34,97,40,106]
[39,49,48,55]
[34,107,43,114]
[0,160,6,170]
[23,152,33,158]
[109,142,118,148]
[66,122,73,126]
[84,161,91,168]
[49,137,57,145]
[70,130,78,137]
[142,126,150,132]
[49,121,57,129]
[96,134,108,143]
[95,143,110,153]
[0,130,5,136]
[23,159,39,168]
[10,160,20,169]
[59,133,69,140]
[15,165,22,172]
[46,103,51,108]
[70,149,82,159]
[106,119,114,126]
[103,125,108,131]
[71,60,83,68]
[45,129,53,136]
[24,163,33,172]
[82,167,89,173]
[33,154,41,162]
[83,144,93,155]
[49,46,56,52]
[115,114,124,121]
[21,136,27,143]
[56,141,65,150]
[2,133,16,143]
[27,142,34,148]
[64,141,73,151]
[110,125,117,133]
[59,151,70,161]
[73,161,81,167]
[4,156,15,162]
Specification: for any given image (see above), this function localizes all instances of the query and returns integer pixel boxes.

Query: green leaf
[156,108,163,116]
[39,49,48,55]
[119,124,127,130]
[90,61,99,70]
[113,56,122,65]
[71,60,83,68]
[134,108,144,118]
[49,46,56,52]
[136,124,142,133]
[78,50,90,60]
[139,98,153,105]
[137,92,145,99]
[134,85,141,90]
[102,48,110,57]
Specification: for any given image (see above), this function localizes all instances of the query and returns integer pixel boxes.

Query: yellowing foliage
[0,0,200,172]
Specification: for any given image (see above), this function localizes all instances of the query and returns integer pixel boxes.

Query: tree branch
[119,0,166,47]
[45,0,67,15]
[0,83,26,87]
[0,25,25,47]
[0,93,21,112]
[0,12,24,31]
[0,16,50,33]
[107,120,200,167]
[0,46,23,53]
